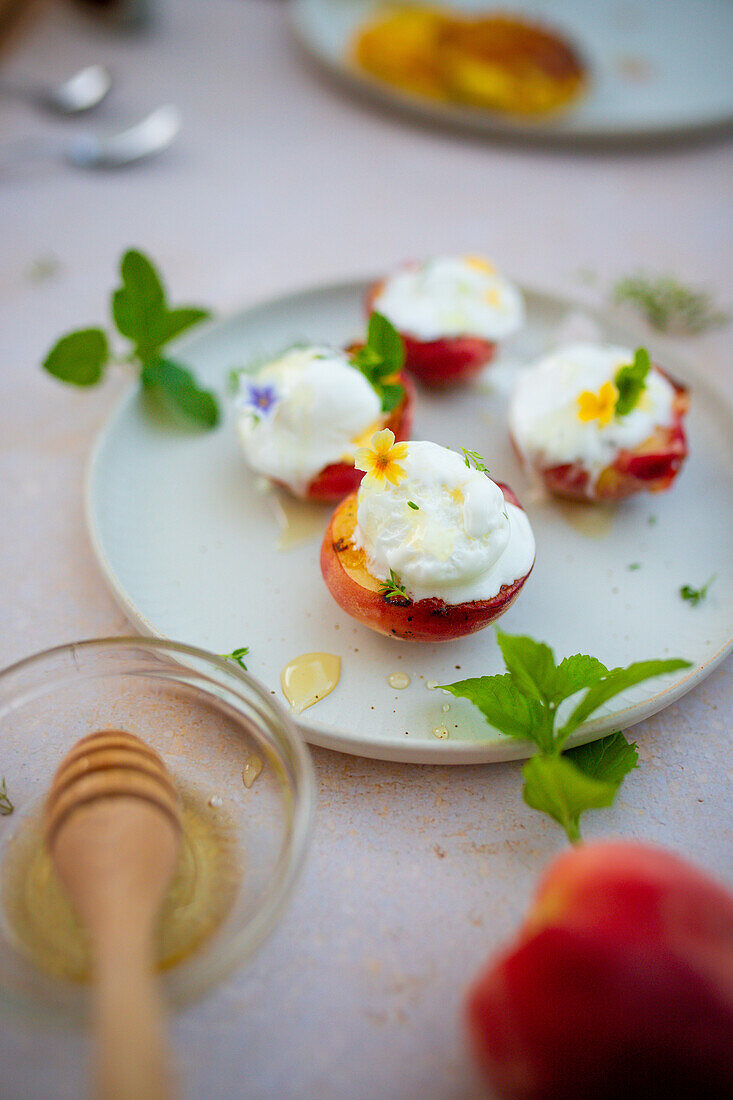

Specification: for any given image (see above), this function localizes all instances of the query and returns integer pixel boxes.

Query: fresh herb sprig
[42,250,218,430]
[0,777,14,816]
[379,569,410,604]
[461,448,490,474]
[614,347,650,417]
[614,275,728,335]
[222,646,250,670]
[680,576,715,607]
[440,630,690,843]
[350,312,406,414]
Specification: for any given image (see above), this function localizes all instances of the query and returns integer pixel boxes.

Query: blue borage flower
[239,381,279,419]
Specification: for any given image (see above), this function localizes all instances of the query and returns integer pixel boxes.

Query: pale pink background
[1,1,732,1096]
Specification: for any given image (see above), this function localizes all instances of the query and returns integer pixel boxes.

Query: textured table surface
[0,1,731,1097]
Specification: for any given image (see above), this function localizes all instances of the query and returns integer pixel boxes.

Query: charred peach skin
[467,841,733,1100]
[519,370,689,502]
[366,280,495,387]
[294,374,414,503]
[320,483,533,641]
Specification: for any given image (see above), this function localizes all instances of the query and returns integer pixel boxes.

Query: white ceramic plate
[87,278,733,763]
[289,0,733,143]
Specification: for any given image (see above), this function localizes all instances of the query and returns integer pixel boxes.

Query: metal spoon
[0,64,112,115]
[46,64,113,114]
[0,106,182,172]
[65,105,181,167]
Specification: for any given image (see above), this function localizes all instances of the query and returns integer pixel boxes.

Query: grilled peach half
[366,280,495,388]
[320,483,533,641]
[518,369,689,502]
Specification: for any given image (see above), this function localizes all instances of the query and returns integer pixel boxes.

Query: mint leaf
[111,250,210,360]
[141,357,219,429]
[351,312,406,412]
[522,753,618,843]
[558,658,691,746]
[150,306,210,348]
[112,250,166,356]
[379,383,405,414]
[548,653,608,706]
[496,630,557,703]
[440,674,550,748]
[42,328,109,386]
[565,731,638,787]
[366,311,405,376]
[614,347,650,417]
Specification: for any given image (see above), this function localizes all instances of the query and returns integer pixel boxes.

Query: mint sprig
[614,347,650,418]
[42,249,218,431]
[351,312,406,414]
[440,630,690,842]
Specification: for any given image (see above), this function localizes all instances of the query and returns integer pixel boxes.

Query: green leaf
[366,311,405,376]
[614,347,650,417]
[549,653,608,706]
[222,646,249,670]
[461,448,490,475]
[440,673,550,748]
[495,630,557,703]
[42,328,109,386]
[111,250,210,360]
[379,382,406,413]
[150,306,210,348]
[558,658,691,745]
[522,753,618,844]
[680,575,715,606]
[0,776,13,815]
[112,250,166,354]
[565,731,638,787]
[140,356,219,430]
[378,569,410,604]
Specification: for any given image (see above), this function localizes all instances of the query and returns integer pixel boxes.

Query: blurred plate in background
[289,0,733,143]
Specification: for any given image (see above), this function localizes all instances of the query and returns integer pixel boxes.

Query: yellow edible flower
[464,254,496,275]
[577,380,618,427]
[354,428,408,487]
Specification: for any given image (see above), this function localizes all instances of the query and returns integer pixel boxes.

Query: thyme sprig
[0,777,14,816]
[614,275,728,335]
[379,569,410,603]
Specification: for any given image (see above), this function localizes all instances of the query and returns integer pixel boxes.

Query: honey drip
[281,653,341,713]
[1,784,239,983]
[267,485,331,551]
[556,500,615,539]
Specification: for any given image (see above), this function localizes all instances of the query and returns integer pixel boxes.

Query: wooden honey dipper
[45,730,181,1100]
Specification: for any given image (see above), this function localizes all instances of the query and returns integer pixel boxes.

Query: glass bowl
[0,637,314,1025]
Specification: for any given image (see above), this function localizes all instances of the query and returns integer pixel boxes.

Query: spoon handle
[93,924,174,1100]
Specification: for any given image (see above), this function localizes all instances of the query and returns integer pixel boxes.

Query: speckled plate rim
[289,0,733,146]
[84,276,733,765]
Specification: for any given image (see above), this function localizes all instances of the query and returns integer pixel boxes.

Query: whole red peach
[466,841,733,1099]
